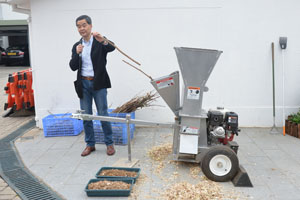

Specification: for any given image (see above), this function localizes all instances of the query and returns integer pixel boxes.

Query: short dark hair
[76,15,92,25]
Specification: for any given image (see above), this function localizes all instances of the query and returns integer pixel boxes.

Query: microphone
[79,38,83,57]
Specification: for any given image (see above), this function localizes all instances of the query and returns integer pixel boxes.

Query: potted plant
[286,110,300,138]
[285,115,293,135]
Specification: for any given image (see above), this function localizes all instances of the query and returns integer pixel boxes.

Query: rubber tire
[201,145,239,182]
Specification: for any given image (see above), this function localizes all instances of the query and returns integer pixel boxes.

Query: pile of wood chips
[161,178,222,200]
[99,169,137,177]
[129,173,148,200]
[147,143,172,161]
[189,165,202,179]
[112,91,159,113]
[161,176,243,200]
[88,180,131,190]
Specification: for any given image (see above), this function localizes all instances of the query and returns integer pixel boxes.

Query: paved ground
[0,66,34,200]
[3,66,300,199]
[12,124,300,200]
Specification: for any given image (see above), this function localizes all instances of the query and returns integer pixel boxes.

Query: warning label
[187,86,200,100]
[181,126,199,134]
[156,77,174,89]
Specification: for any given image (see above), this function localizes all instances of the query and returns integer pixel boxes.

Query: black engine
[207,109,239,145]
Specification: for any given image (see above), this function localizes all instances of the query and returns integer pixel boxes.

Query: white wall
[29,0,300,127]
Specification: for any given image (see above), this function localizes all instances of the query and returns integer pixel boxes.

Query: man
[69,15,116,157]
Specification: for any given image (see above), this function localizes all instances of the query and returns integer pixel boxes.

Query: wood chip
[154,162,165,174]
[148,143,172,161]
[161,176,245,200]
[88,180,131,190]
[161,181,222,200]
[99,169,137,177]
[147,143,172,174]
[190,165,201,179]
[161,133,173,138]
[129,173,148,200]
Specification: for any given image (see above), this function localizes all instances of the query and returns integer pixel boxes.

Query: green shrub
[290,109,300,124]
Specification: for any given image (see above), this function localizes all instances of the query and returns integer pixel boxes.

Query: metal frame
[71,112,175,162]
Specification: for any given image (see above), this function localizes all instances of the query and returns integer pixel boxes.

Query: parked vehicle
[0,46,5,64]
[2,45,29,66]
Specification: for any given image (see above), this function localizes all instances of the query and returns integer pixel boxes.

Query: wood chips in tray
[99,169,137,177]
[88,180,131,190]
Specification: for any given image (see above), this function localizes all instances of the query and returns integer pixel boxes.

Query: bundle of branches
[112,91,159,113]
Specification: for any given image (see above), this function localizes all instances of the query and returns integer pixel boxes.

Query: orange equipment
[3,68,35,117]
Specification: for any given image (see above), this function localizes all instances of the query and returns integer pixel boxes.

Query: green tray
[96,167,141,183]
[85,178,134,197]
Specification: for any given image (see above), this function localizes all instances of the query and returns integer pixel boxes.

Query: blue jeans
[80,79,113,147]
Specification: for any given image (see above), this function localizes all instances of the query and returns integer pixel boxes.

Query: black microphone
[79,38,83,57]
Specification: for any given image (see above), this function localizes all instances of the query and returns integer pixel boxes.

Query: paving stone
[0,187,6,192]
[0,182,7,187]
[10,120,300,200]
[0,187,16,195]
[58,184,86,200]
[32,149,66,166]
[12,196,21,200]
[0,194,16,200]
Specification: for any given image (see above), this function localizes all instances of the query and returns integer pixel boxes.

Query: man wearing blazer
[69,15,116,157]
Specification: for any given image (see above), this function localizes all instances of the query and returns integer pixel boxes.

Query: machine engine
[207,108,239,145]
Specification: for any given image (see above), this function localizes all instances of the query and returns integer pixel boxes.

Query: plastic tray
[94,109,135,145]
[85,178,134,197]
[42,113,83,137]
[95,167,141,183]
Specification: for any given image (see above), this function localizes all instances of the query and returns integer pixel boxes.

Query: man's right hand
[76,44,84,54]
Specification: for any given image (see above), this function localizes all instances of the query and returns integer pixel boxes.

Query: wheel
[201,145,239,182]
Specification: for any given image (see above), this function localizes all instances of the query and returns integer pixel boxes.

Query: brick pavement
[0,66,34,200]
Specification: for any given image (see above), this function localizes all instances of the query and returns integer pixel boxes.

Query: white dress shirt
[81,36,94,77]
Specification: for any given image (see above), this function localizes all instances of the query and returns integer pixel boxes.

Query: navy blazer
[69,37,115,98]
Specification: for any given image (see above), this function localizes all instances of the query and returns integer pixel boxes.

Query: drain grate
[3,169,59,200]
[0,120,63,200]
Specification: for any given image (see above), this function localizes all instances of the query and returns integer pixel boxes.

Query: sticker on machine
[181,126,199,134]
[187,86,200,100]
[156,77,174,89]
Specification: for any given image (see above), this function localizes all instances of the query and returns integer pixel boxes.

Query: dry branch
[122,60,153,80]
[112,91,159,113]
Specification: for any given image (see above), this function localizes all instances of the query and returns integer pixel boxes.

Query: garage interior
[0,19,29,65]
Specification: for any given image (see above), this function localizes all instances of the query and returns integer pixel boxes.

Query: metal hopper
[151,71,180,116]
[151,48,222,117]
[174,47,222,116]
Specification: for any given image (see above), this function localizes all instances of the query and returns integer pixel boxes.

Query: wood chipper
[72,47,252,187]
[150,47,252,186]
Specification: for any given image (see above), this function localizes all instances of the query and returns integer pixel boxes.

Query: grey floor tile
[14,127,300,200]
[29,164,53,179]
[34,149,66,166]
[235,186,276,200]
[57,184,87,200]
